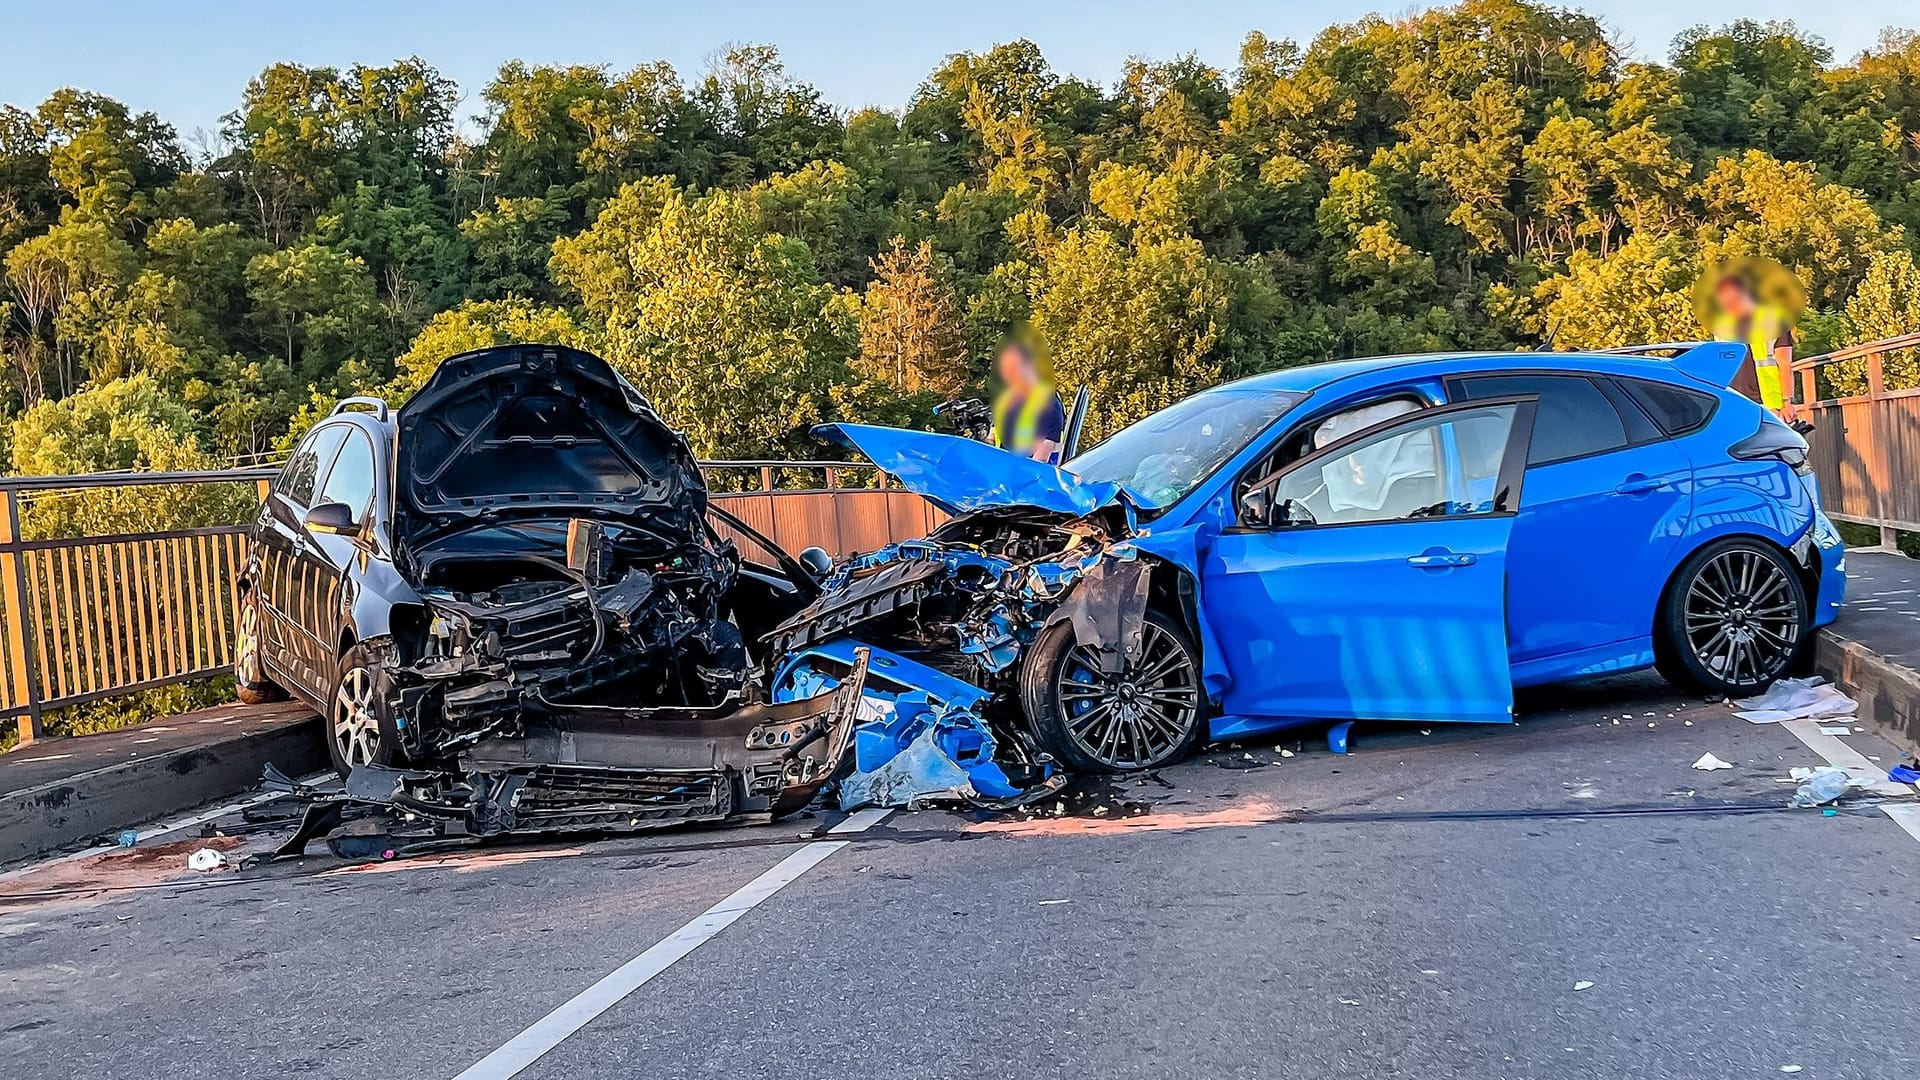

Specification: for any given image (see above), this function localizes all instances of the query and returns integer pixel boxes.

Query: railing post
[0,490,43,744]
[760,466,774,492]
[255,477,272,504]
[1864,351,1898,550]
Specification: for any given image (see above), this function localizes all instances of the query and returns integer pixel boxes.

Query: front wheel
[1655,538,1809,698]
[327,643,399,777]
[1021,609,1204,772]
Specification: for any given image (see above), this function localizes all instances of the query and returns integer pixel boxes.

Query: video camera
[935,397,992,442]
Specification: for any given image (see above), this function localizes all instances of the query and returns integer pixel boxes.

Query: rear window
[1615,377,1718,436]
[1452,374,1635,466]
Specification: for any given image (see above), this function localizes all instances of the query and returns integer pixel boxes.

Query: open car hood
[813,423,1128,517]
[393,345,708,554]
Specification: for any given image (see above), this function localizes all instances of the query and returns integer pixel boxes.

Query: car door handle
[1613,473,1677,495]
[1407,551,1476,569]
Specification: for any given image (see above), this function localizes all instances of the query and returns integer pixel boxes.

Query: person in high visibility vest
[1710,270,1798,424]
[990,339,1066,465]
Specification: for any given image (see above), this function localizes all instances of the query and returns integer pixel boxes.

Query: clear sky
[2,0,1911,143]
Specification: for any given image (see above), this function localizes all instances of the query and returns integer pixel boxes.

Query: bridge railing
[1,461,940,746]
[1793,332,1920,547]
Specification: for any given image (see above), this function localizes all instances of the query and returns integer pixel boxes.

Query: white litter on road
[1691,753,1734,771]
[1731,677,1857,724]
[1572,980,1595,991]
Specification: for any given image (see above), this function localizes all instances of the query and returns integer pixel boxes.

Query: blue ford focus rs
[769,342,1845,773]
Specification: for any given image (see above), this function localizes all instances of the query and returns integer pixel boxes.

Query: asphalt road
[3,672,1918,1080]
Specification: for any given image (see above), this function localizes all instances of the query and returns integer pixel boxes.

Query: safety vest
[1712,306,1787,411]
[991,384,1060,460]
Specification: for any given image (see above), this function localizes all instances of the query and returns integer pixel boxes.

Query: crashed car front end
[349,650,872,837]
[763,425,1202,804]
[344,344,860,836]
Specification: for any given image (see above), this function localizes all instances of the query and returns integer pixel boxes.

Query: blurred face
[997,345,1036,388]
[1716,278,1754,318]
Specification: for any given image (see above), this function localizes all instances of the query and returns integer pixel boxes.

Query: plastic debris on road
[1572,980,1595,991]
[1888,763,1920,784]
[1730,677,1857,724]
[1691,753,1734,771]
[1788,765,1869,807]
[185,848,226,871]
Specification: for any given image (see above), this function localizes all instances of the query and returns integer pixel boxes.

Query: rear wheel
[1022,609,1204,772]
[1655,538,1809,698]
[233,589,285,705]
[327,643,398,777]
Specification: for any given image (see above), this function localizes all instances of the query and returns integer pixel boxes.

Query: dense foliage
[5,1,1920,470]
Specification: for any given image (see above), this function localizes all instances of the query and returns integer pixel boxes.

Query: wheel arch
[1654,529,1810,634]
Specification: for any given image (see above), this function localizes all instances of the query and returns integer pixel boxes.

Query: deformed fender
[1043,557,1151,675]
[1128,522,1233,703]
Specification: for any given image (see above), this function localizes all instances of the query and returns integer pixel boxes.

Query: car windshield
[1066,387,1304,509]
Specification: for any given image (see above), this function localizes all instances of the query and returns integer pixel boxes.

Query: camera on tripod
[934,397,992,442]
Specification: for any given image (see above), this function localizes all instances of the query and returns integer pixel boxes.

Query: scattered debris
[1037,899,1071,906]
[1789,766,1869,807]
[1780,1066,1802,1074]
[1888,764,1920,784]
[1572,980,1595,992]
[1818,725,1852,736]
[1730,677,1857,724]
[185,848,226,872]
[1691,753,1734,771]
[115,830,138,848]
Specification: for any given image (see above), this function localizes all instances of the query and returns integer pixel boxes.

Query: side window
[316,430,376,522]
[277,425,349,509]
[1453,374,1632,466]
[1614,376,1718,436]
[1268,403,1520,526]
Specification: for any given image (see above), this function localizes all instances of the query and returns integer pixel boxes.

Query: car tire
[1021,608,1204,773]
[326,643,399,777]
[234,589,286,705]
[1654,537,1809,698]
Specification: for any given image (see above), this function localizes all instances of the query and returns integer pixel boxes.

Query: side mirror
[798,546,833,579]
[1238,487,1272,528]
[304,501,360,538]
[1276,498,1316,528]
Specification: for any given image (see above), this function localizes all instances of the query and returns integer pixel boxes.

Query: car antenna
[1540,320,1560,351]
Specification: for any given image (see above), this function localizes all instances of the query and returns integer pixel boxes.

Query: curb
[1814,627,1920,759]
[0,715,326,866]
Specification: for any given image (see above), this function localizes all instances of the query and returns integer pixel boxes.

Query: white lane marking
[452,809,892,1080]
[0,773,331,883]
[1883,805,1920,846]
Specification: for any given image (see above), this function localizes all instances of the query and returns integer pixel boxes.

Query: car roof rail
[330,396,391,422]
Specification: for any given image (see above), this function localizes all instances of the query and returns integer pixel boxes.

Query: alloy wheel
[1055,620,1201,770]
[331,666,382,770]
[235,600,262,683]
[1682,547,1801,686]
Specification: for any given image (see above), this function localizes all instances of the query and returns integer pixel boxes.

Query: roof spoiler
[1596,341,1747,389]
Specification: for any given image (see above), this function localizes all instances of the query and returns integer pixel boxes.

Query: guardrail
[1793,332,1920,547]
[1,461,941,745]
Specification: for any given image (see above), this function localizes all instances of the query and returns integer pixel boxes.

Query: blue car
[769,342,1845,773]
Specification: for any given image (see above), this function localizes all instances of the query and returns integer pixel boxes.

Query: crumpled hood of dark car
[392,344,708,555]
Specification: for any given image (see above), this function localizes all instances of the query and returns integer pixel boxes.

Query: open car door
[1200,397,1537,734]
[1062,385,1091,460]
